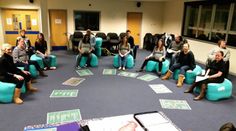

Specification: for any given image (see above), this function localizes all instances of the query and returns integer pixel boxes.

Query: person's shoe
[31,79,37,83]
[49,67,56,70]
[118,67,122,70]
[193,95,204,101]
[122,67,125,71]
[39,71,48,77]
[136,69,143,72]
[76,66,81,70]
[157,72,161,77]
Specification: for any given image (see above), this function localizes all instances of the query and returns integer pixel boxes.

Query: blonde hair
[1,43,12,56]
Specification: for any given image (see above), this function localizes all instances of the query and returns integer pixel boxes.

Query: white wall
[47,0,164,48]
[163,0,236,75]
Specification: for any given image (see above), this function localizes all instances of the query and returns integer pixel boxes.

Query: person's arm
[208,71,223,79]
[124,44,131,56]
[12,48,20,63]
[223,49,230,62]
[189,51,196,70]
[78,41,83,53]
[35,41,45,56]
[208,47,217,60]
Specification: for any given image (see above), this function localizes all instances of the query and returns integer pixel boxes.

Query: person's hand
[159,57,163,61]
[14,74,24,80]
[22,70,30,75]
[119,121,137,131]
[145,56,149,60]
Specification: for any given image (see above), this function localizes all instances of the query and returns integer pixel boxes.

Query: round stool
[113,54,134,69]
[194,79,233,101]
[30,54,44,69]
[76,53,98,67]
[173,65,202,84]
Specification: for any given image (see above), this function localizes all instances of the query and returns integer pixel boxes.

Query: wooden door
[1,9,39,46]
[49,10,67,49]
[127,12,142,46]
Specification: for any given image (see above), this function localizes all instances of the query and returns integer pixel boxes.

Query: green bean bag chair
[113,54,134,69]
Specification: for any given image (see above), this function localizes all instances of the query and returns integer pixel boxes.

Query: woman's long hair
[121,35,128,47]
[156,38,164,51]
[82,34,90,44]
[37,33,45,43]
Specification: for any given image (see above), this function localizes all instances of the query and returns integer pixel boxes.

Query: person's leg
[18,71,38,92]
[122,55,128,70]
[75,54,82,68]
[28,60,47,77]
[43,57,51,70]
[86,53,92,67]
[161,63,180,80]
[118,55,122,69]
[177,65,190,87]
[133,46,138,60]
[15,62,29,71]
[157,59,163,76]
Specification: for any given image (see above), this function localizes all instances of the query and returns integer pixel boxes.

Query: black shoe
[136,69,143,72]
[157,72,161,77]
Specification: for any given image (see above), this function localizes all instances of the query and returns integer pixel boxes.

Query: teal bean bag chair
[194,79,233,101]
[173,65,202,84]
[113,54,134,69]
[0,82,26,103]
[30,54,44,69]
[18,65,38,78]
[95,38,102,57]
[145,59,170,74]
[49,55,57,67]
[76,53,98,67]
[30,54,57,68]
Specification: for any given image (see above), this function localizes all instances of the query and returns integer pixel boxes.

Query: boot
[184,82,197,93]
[27,82,38,92]
[39,70,48,77]
[161,70,172,80]
[13,88,23,104]
[177,74,185,87]
[194,84,206,101]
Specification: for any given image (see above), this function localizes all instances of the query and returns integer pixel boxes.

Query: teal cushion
[113,54,134,69]
[145,61,157,72]
[194,79,232,101]
[0,82,26,103]
[0,82,15,103]
[173,65,202,84]
[76,53,98,67]
[49,55,57,67]
[146,60,170,74]
[30,54,44,69]
[95,47,102,57]
[95,37,102,48]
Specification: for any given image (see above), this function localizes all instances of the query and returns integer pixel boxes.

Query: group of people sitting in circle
[0,29,56,104]
[75,30,231,101]
[0,28,231,105]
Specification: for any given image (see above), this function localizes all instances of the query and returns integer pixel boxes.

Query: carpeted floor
[0,49,235,131]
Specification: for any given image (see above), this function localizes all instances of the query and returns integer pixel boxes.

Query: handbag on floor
[219,122,236,131]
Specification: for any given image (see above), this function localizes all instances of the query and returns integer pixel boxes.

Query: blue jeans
[118,55,128,67]
[170,63,190,75]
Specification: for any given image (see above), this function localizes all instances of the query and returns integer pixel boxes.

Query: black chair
[143,33,153,51]
[107,32,120,52]
[119,32,127,40]
[95,32,108,44]
[72,31,83,52]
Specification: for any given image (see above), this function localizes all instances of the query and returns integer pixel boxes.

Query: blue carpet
[0,49,235,131]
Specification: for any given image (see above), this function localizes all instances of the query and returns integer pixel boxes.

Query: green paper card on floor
[103,69,117,75]
[47,109,82,124]
[62,77,85,86]
[50,90,78,98]
[149,84,172,94]
[118,71,139,78]
[137,74,158,82]
[76,69,93,76]
[159,99,191,110]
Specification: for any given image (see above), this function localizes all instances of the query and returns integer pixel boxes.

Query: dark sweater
[177,51,196,70]
[0,53,22,80]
